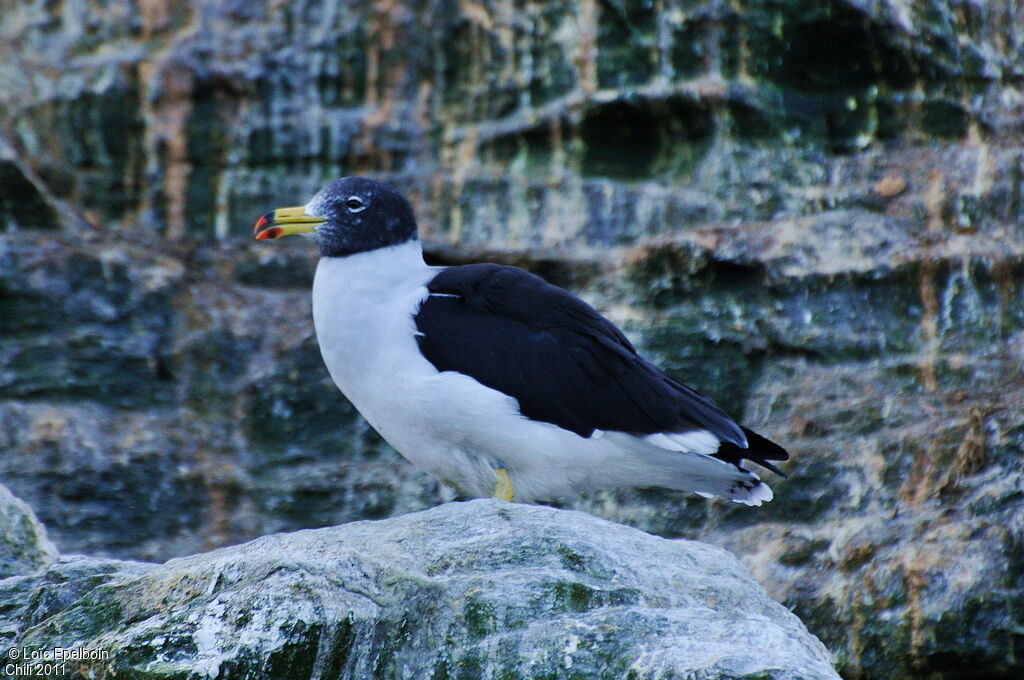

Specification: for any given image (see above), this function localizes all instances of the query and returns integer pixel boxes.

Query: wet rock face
[6,501,841,680]
[0,134,60,232]
[2,1,1022,240]
[1,1,1023,679]
[0,235,179,407]
[0,233,444,559]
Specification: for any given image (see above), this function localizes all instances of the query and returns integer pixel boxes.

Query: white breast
[312,240,434,429]
[311,241,516,493]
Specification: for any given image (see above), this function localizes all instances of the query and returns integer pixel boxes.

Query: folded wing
[414,264,759,449]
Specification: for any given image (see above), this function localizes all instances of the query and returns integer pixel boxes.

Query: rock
[12,500,839,680]
[0,233,446,561]
[0,484,57,579]
[1,2,1022,240]
[0,554,155,653]
[0,132,61,231]
[574,339,1024,678]
[0,233,181,408]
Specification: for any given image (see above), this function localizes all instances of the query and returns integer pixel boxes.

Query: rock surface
[7,499,839,680]
[2,1,1022,242]
[0,483,57,579]
[0,232,445,559]
[1,1,1023,679]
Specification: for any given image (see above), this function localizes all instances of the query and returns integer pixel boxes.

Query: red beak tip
[255,226,282,240]
[254,211,276,234]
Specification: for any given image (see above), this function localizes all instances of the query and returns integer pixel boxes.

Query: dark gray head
[254,176,419,258]
[306,177,419,257]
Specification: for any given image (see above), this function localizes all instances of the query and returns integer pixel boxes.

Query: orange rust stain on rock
[899,437,937,508]
[924,169,946,232]
[139,60,195,239]
[936,406,988,496]
[904,555,928,665]
[917,259,939,393]
[577,0,598,95]
[138,0,172,40]
[872,173,907,198]
[358,0,411,171]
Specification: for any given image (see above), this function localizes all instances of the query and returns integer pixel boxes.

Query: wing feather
[414,264,746,446]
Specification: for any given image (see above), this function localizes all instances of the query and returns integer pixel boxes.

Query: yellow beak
[253,206,326,240]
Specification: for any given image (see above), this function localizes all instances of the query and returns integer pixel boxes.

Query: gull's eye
[346,196,366,213]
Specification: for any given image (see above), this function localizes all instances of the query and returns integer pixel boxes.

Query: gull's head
[253,176,418,257]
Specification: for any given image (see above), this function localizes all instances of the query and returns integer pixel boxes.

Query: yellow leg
[493,468,514,501]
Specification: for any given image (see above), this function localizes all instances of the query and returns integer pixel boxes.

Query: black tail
[713,427,789,477]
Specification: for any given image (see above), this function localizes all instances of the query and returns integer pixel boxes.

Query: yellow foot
[493,468,514,501]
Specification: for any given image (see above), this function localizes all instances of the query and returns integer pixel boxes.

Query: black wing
[413,263,748,447]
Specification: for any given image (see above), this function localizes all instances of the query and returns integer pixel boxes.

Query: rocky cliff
[1,1,1022,679]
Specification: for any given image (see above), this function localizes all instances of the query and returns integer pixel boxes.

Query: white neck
[315,238,427,292]
[311,239,434,401]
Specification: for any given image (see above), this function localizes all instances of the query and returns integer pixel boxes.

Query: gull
[254,177,788,504]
